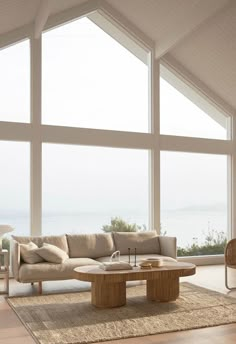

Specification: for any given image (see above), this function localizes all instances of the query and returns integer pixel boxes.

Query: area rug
[6,282,236,344]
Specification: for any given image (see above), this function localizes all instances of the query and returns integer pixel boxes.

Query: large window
[42,17,149,132]
[0,141,30,247]
[160,74,229,140]
[161,152,228,256]
[0,40,30,123]
[42,144,149,235]
[0,8,232,264]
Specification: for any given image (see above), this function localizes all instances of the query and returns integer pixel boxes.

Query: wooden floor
[1,265,236,343]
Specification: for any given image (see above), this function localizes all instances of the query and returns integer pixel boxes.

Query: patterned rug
[7,282,236,344]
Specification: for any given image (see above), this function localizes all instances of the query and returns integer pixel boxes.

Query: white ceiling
[169,0,236,112]
[0,0,40,34]
[106,0,230,57]
[0,0,235,113]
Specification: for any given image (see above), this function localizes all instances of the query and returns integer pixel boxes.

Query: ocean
[2,209,227,249]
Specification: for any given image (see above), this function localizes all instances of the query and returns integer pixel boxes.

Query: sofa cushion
[96,254,176,264]
[35,243,69,264]
[67,233,115,258]
[19,258,100,282]
[20,242,44,264]
[12,234,69,254]
[113,231,160,255]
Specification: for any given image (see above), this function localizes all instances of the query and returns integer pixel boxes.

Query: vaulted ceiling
[0,0,235,115]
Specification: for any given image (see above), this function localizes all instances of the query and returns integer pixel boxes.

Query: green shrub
[101,217,146,233]
[101,217,227,257]
[1,237,10,265]
[2,237,10,251]
[177,229,227,256]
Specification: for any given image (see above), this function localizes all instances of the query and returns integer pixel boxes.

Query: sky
[0,40,29,122]
[42,17,148,132]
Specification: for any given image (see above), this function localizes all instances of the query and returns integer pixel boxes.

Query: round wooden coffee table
[74,262,195,308]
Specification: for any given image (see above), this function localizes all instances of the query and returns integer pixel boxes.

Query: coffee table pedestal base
[91,281,126,308]
[74,263,196,308]
[147,278,179,302]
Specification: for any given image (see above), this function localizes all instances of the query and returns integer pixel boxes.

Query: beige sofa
[11,231,176,288]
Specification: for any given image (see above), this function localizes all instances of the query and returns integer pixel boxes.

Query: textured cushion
[20,242,44,264]
[19,258,100,282]
[113,231,160,255]
[12,234,69,254]
[35,243,69,264]
[67,233,115,258]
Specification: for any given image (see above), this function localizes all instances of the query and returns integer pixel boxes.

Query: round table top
[74,261,196,283]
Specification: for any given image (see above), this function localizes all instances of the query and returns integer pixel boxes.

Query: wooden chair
[225,238,236,290]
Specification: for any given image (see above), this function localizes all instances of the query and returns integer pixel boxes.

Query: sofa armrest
[159,236,177,259]
[11,239,21,281]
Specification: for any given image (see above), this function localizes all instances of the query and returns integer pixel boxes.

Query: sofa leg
[38,281,42,295]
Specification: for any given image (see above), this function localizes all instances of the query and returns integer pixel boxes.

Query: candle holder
[128,248,131,264]
[134,247,137,267]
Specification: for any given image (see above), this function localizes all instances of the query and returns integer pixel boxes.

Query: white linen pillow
[20,242,44,264]
[35,243,69,264]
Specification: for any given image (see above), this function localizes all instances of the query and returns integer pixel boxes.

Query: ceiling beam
[34,0,51,38]
[45,0,99,32]
[155,0,232,58]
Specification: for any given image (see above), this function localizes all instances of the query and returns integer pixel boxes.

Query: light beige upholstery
[67,233,115,258]
[20,242,44,264]
[159,236,177,259]
[96,254,176,264]
[11,239,21,281]
[113,231,160,255]
[35,243,69,263]
[11,232,177,286]
[12,234,69,254]
[19,258,100,282]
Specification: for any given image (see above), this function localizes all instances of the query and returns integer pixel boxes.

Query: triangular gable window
[160,65,230,140]
[42,15,149,132]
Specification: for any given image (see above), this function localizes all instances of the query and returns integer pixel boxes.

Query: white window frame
[159,59,234,265]
[0,3,234,266]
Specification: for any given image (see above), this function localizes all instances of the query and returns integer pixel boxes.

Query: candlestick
[134,247,137,267]
[128,248,130,264]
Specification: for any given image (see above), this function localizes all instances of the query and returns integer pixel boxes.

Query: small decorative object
[128,247,131,264]
[134,247,137,267]
[141,257,163,268]
[100,261,133,271]
[140,261,152,269]
[0,225,14,250]
[110,250,120,262]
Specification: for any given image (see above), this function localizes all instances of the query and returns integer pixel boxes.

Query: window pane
[42,17,149,132]
[160,77,228,140]
[0,40,30,122]
[42,144,149,235]
[161,152,227,256]
[0,141,30,251]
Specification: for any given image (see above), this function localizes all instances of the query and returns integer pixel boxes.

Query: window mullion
[231,116,236,240]
[150,55,160,233]
[30,36,42,236]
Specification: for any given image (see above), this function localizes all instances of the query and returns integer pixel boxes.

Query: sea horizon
[2,206,227,248]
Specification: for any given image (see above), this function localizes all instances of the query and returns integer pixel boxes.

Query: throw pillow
[20,242,44,264]
[35,243,69,264]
